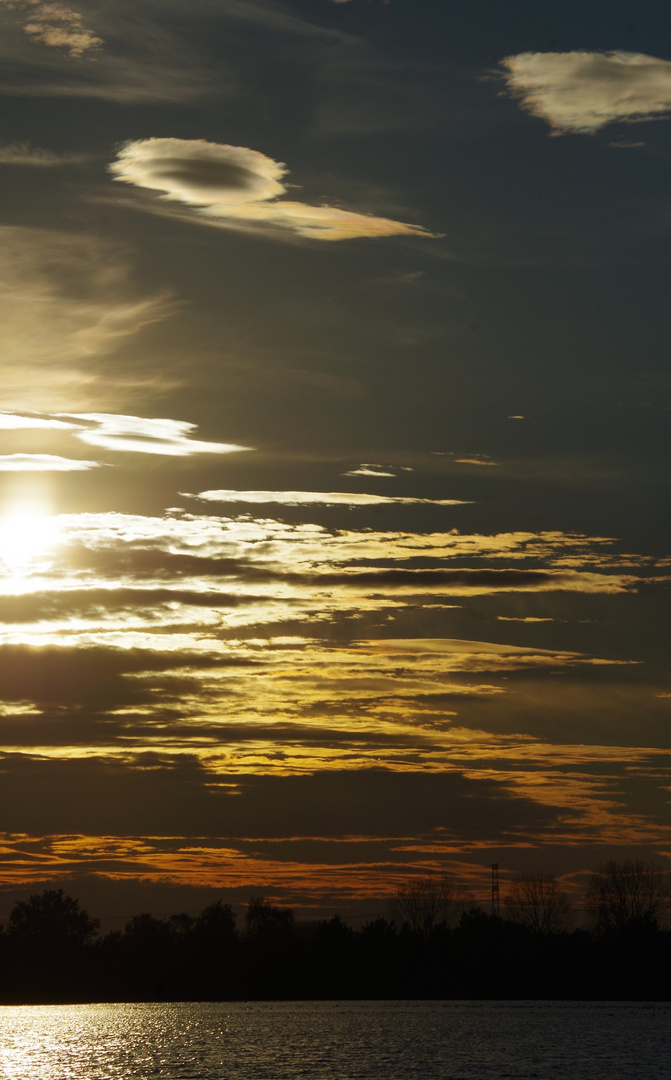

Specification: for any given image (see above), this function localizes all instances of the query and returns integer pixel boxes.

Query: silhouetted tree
[245,897,294,938]
[8,889,99,946]
[358,917,403,997]
[390,875,469,935]
[123,911,173,946]
[194,900,236,942]
[169,912,195,936]
[244,897,297,997]
[505,873,573,934]
[5,889,99,1001]
[585,860,670,934]
[2,875,671,1004]
[191,900,240,999]
[119,913,186,999]
[308,916,356,997]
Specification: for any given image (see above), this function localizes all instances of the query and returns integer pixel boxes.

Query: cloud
[0,141,90,165]
[0,509,644,666]
[61,413,252,457]
[0,411,78,431]
[0,453,98,471]
[501,51,671,134]
[0,0,102,57]
[0,0,218,103]
[0,227,173,409]
[343,465,397,477]
[184,489,467,507]
[109,138,437,241]
[0,760,560,859]
[454,456,497,467]
[361,637,579,661]
[0,498,665,907]
[0,0,352,105]
[498,616,554,624]
[296,567,636,595]
[0,409,250,459]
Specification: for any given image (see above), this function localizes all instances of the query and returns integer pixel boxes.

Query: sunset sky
[0,0,670,924]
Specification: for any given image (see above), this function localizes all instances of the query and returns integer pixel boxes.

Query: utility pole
[491,863,500,917]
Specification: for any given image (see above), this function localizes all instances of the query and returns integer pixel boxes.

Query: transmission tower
[491,863,500,917]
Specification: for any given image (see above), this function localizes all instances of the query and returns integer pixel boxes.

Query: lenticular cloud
[111,141,287,206]
[110,138,436,241]
[501,51,671,134]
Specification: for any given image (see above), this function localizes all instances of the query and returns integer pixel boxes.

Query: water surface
[0,1000,668,1079]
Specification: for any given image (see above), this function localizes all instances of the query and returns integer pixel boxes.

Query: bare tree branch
[585,861,671,934]
[389,875,470,935]
[505,873,573,935]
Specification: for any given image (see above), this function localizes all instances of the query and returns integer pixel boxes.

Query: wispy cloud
[343,464,397,477]
[497,616,554,623]
[63,413,251,457]
[0,412,77,431]
[0,141,90,165]
[0,0,216,103]
[0,453,98,471]
[454,455,498,467]
[0,410,251,458]
[502,51,671,134]
[110,138,438,241]
[0,228,173,409]
[184,489,466,506]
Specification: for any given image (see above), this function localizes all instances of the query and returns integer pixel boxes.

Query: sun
[0,506,62,577]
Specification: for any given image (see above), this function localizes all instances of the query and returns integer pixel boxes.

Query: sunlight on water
[0,1001,669,1080]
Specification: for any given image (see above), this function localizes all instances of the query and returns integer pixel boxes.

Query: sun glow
[0,511,62,576]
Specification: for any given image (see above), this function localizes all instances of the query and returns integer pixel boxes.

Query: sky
[0,0,670,925]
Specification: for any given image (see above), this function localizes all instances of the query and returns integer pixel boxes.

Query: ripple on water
[0,1000,669,1080]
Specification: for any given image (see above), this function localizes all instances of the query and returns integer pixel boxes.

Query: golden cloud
[110,138,438,241]
[186,489,466,507]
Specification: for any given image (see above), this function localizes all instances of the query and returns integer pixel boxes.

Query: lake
[0,1000,668,1079]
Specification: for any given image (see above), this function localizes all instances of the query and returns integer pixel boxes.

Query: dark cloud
[0,755,561,839]
[0,588,267,623]
[0,645,253,709]
[298,567,634,593]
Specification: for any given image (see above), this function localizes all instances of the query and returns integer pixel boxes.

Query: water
[0,1000,668,1079]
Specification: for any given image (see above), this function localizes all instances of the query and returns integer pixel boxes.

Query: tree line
[0,860,669,1004]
